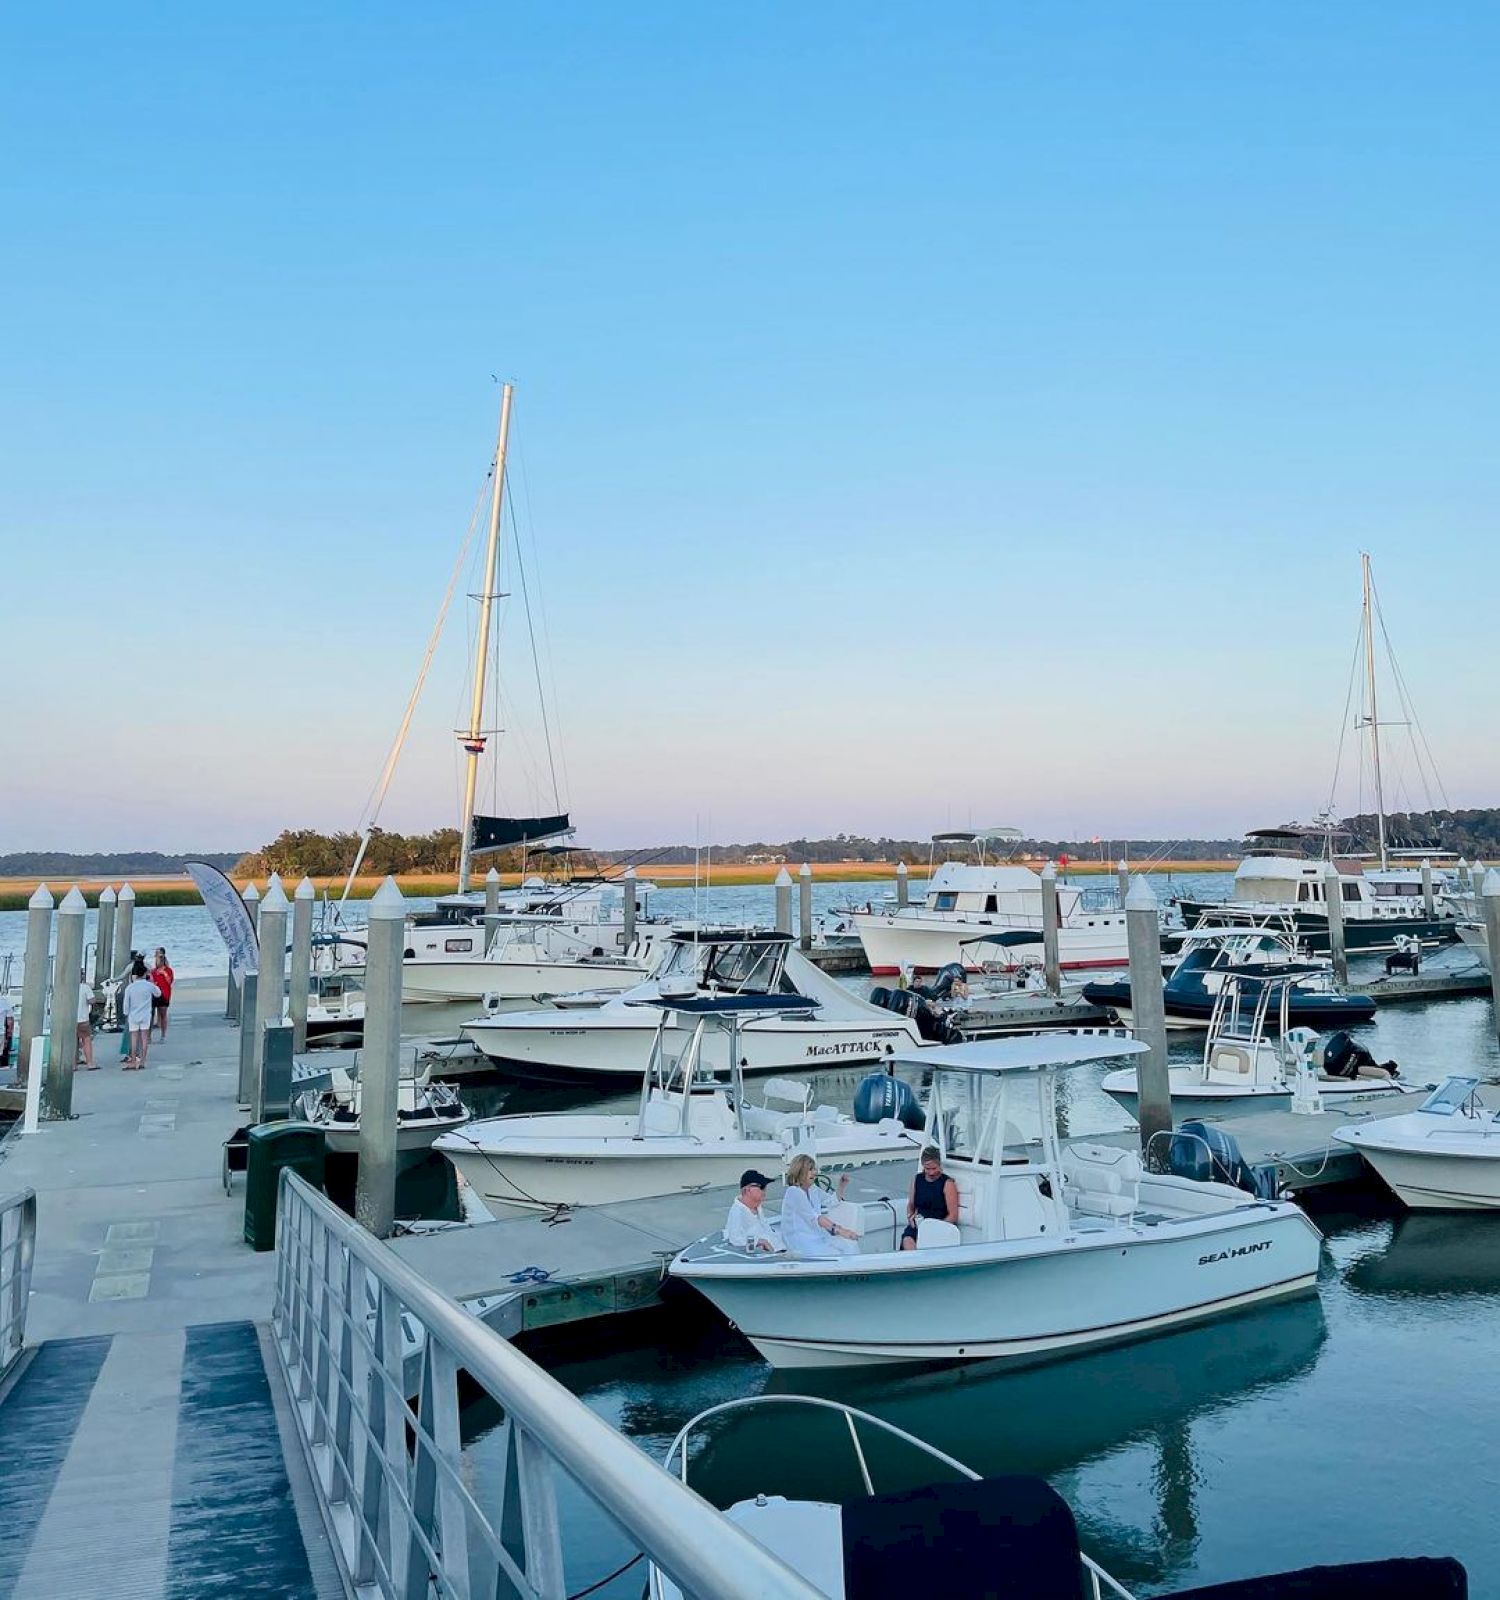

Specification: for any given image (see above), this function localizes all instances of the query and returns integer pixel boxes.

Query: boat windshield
[1418,1077,1483,1117]
[657,939,784,993]
[932,1070,1049,1163]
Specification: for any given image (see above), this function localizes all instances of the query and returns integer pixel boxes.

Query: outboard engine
[1316,1031,1399,1081]
[1168,1119,1276,1199]
[852,1070,925,1130]
[868,986,962,1045]
[911,962,967,1002]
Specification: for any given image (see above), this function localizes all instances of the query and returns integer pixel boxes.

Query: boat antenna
[457,382,515,894]
[1359,552,1388,871]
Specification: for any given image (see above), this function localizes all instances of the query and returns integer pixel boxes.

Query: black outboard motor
[852,1070,925,1130]
[869,986,962,1046]
[1317,1031,1399,1081]
[911,962,967,1002]
[1169,1119,1276,1200]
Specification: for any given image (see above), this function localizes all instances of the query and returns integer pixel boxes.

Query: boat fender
[852,1070,925,1130]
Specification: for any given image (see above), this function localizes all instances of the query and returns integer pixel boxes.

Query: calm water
[455,973,1500,1598]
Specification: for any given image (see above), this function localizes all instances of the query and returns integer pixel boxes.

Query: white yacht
[670,1035,1322,1369]
[1100,970,1412,1119]
[437,997,923,1215]
[853,833,1127,975]
[1335,1076,1500,1209]
[461,929,924,1084]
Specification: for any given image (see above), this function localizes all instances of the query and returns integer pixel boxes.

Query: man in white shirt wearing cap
[724,1169,781,1253]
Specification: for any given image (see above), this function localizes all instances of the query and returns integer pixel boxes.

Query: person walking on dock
[0,992,13,1068]
[122,957,156,1069]
[150,947,174,1040]
[76,970,95,1070]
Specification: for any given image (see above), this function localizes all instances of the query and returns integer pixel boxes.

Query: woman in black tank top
[902,1146,959,1249]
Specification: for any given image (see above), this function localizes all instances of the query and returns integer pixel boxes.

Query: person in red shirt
[150,948,175,1040]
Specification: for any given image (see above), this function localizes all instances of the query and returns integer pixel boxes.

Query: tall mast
[457,383,515,893]
[1360,551,1387,871]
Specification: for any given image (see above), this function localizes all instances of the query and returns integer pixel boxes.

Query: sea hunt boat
[1083,928,1376,1029]
[650,1394,1466,1600]
[436,996,924,1216]
[1100,970,1411,1119]
[460,929,925,1084]
[1335,1076,1500,1210]
[853,831,1128,976]
[294,1067,469,1155]
[670,1034,1323,1370]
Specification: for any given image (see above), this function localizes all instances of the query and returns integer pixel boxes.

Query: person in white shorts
[77,972,95,1069]
[122,958,157,1070]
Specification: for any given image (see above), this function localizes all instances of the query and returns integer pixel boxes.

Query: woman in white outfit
[780,1153,859,1259]
[122,958,157,1070]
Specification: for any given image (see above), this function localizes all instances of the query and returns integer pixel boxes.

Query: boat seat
[738,1105,786,1137]
[915,1217,961,1249]
[760,1077,811,1108]
[1062,1143,1141,1220]
[640,1099,684,1136]
[1206,1044,1255,1081]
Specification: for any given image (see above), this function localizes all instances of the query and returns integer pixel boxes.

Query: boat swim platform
[0,983,344,1600]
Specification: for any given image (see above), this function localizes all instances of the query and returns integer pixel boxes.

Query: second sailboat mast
[1361,550,1388,871]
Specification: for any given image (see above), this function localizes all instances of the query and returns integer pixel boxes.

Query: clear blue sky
[4,3,1497,852]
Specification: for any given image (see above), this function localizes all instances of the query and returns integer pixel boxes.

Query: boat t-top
[437,994,923,1216]
[670,1033,1323,1369]
[853,830,1128,976]
[1100,969,1409,1119]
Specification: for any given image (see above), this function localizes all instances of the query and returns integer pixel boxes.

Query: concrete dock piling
[289,876,314,1053]
[19,885,53,1082]
[622,867,637,947]
[45,887,86,1120]
[242,881,260,936]
[1040,863,1061,996]
[1322,863,1348,988]
[356,876,406,1240]
[251,879,288,1124]
[1484,871,1500,1048]
[236,971,259,1108]
[1125,877,1172,1157]
[94,885,116,989]
[774,868,793,935]
[798,863,813,951]
[1116,859,1129,909]
[896,860,909,908]
[484,865,500,919]
[114,883,135,976]
[1421,858,1435,920]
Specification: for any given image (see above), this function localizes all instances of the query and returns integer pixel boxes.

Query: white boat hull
[401,956,647,1005]
[439,1121,920,1215]
[673,1199,1320,1369]
[1100,1067,1416,1120]
[855,913,1128,976]
[1335,1117,1500,1209]
[322,1113,470,1155]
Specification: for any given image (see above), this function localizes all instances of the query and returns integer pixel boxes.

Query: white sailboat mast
[1360,551,1388,871]
[457,383,515,894]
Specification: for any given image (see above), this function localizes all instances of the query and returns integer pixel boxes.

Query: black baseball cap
[739,1169,775,1189]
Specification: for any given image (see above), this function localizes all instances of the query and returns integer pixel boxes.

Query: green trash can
[244,1121,326,1251]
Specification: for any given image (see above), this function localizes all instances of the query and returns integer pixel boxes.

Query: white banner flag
[184,861,260,980]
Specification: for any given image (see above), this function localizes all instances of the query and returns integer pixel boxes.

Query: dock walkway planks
[0,985,342,1600]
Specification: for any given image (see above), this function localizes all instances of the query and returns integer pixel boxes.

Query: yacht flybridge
[670,1034,1322,1369]
[461,929,924,1083]
[853,831,1128,976]
[437,995,923,1215]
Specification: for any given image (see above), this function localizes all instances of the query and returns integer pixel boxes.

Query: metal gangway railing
[272,1173,823,1600]
[1,1187,37,1384]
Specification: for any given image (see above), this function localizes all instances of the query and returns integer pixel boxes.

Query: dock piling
[774,867,792,935]
[1125,877,1172,1156]
[1116,858,1129,909]
[1040,862,1061,996]
[114,882,135,978]
[485,865,500,918]
[1483,871,1500,1047]
[252,879,288,1124]
[356,877,406,1239]
[798,863,813,951]
[1322,863,1348,987]
[18,885,53,1082]
[289,876,314,1053]
[45,887,86,1120]
[94,886,116,991]
[1421,858,1435,920]
[896,860,909,908]
[622,867,637,947]
[236,972,259,1108]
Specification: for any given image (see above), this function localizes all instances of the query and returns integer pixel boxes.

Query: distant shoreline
[0,859,1235,911]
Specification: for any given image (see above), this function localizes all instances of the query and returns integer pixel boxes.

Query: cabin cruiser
[1100,971,1411,1119]
[1177,828,1458,954]
[461,929,924,1083]
[1083,929,1376,1029]
[1335,1076,1500,1210]
[294,1062,469,1155]
[670,1034,1322,1369]
[437,996,924,1215]
[649,1394,1465,1600]
[853,832,1127,975]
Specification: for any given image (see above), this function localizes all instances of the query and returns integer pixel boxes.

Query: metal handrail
[272,1171,823,1600]
[0,1187,37,1383]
